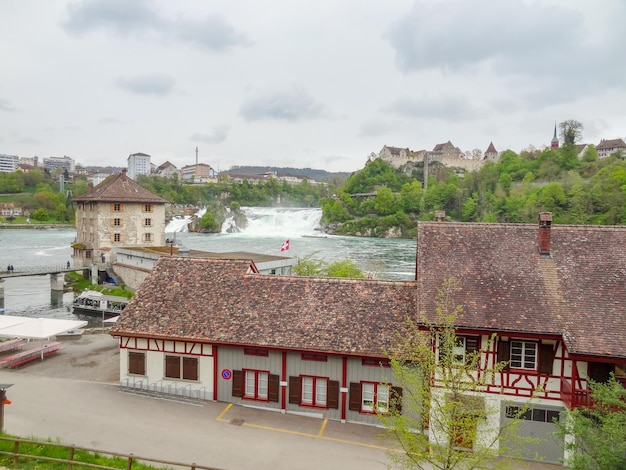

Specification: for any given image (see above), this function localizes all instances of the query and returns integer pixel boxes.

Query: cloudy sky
[1,0,625,173]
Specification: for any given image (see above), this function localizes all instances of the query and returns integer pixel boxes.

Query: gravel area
[1,330,120,383]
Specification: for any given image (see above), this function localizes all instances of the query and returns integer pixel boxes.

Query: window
[361,382,389,413]
[114,218,121,226]
[244,369,269,401]
[144,204,152,212]
[362,358,391,367]
[113,233,121,242]
[302,353,327,362]
[113,203,121,212]
[144,233,152,242]
[301,376,327,407]
[244,348,268,357]
[506,405,560,423]
[128,351,146,375]
[232,370,279,402]
[510,341,537,369]
[144,218,152,226]
[164,355,198,381]
[349,382,402,414]
[439,335,479,365]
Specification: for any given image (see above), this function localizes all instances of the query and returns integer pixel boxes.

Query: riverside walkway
[0,264,81,279]
[0,264,83,300]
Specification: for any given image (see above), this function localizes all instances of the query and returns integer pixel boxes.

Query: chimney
[538,212,552,255]
[121,168,127,179]
[435,210,446,222]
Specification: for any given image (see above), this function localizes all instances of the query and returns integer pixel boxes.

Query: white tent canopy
[0,315,87,339]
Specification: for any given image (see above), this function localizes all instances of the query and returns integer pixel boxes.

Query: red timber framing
[281,351,287,411]
[431,330,571,403]
[341,356,348,422]
[119,336,212,356]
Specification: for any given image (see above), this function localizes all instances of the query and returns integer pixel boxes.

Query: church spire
[551,122,559,149]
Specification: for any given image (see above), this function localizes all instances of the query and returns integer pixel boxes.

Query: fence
[120,378,209,402]
[0,436,223,470]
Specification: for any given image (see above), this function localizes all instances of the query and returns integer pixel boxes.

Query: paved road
[0,372,393,470]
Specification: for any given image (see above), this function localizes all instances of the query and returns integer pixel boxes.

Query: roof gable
[417,221,626,359]
[112,257,417,356]
[73,170,167,204]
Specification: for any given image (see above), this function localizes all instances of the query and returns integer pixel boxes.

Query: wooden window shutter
[327,380,340,409]
[128,352,145,375]
[232,370,243,397]
[268,374,280,402]
[288,376,301,404]
[110,218,114,227]
[466,337,479,354]
[497,340,510,371]
[182,357,198,381]
[110,203,115,211]
[120,203,124,212]
[348,382,362,411]
[165,355,180,378]
[539,343,554,375]
[390,386,403,414]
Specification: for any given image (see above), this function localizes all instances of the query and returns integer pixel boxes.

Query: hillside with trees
[320,137,626,238]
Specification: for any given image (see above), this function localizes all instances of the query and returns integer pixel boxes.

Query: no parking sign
[221,369,232,380]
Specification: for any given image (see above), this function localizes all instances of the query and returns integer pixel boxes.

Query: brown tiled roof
[73,170,167,204]
[596,138,626,150]
[111,257,417,356]
[417,222,626,359]
[485,142,497,154]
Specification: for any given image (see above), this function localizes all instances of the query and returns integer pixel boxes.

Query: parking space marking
[215,404,397,452]
[317,418,328,437]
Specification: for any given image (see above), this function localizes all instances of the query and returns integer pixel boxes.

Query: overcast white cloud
[1,0,625,172]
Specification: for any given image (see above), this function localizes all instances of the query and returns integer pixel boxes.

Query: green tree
[380,279,527,470]
[293,253,326,276]
[31,208,49,222]
[559,120,583,146]
[199,212,220,232]
[326,259,365,278]
[557,375,626,470]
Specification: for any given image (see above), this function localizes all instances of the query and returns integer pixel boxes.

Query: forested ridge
[320,143,626,238]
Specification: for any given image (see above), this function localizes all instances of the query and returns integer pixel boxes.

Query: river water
[0,208,417,321]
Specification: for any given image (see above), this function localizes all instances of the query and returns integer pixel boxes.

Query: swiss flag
[280,239,290,251]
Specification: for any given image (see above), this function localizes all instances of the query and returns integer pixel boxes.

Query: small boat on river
[72,290,129,318]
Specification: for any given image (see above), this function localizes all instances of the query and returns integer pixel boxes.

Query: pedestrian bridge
[0,265,84,301]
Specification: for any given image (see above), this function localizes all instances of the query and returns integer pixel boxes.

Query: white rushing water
[166,206,322,238]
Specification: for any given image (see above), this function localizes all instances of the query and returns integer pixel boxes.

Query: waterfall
[234,207,322,237]
[167,207,322,237]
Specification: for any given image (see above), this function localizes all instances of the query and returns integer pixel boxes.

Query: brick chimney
[435,210,446,222]
[538,212,552,255]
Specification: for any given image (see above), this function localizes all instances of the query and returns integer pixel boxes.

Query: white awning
[0,315,87,339]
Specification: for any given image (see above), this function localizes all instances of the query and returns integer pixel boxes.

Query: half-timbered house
[111,213,626,464]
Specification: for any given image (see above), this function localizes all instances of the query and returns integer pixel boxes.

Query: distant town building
[43,155,75,174]
[0,154,19,173]
[154,161,179,178]
[72,169,167,268]
[573,144,589,159]
[180,163,216,182]
[127,152,151,180]
[18,156,38,168]
[596,138,626,158]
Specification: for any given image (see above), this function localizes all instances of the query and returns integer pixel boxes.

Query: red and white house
[111,213,626,464]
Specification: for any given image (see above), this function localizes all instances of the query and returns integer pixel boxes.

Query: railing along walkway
[0,264,81,279]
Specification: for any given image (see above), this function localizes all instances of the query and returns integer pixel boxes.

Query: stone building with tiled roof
[72,169,167,268]
[596,137,626,158]
[111,213,626,464]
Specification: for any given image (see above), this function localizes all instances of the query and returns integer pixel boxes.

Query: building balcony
[560,377,591,409]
